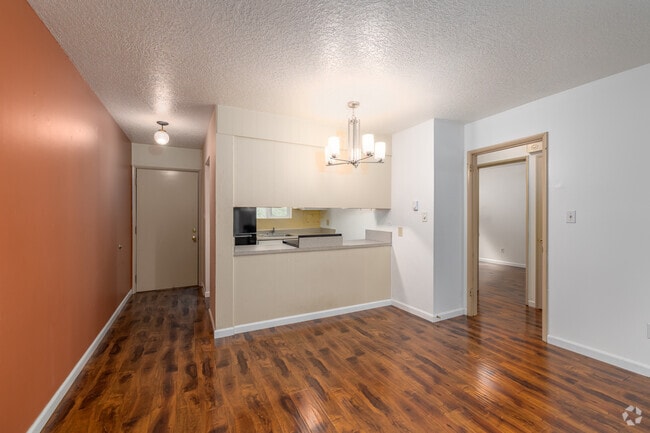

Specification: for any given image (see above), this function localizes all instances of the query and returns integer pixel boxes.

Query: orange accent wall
[0,2,132,432]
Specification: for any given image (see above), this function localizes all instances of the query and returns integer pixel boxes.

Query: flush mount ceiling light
[325,101,385,168]
[154,120,170,145]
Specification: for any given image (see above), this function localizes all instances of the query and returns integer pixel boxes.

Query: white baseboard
[27,288,134,433]
[214,299,392,339]
[391,300,465,323]
[391,300,435,322]
[435,307,466,321]
[479,257,526,268]
[547,335,650,378]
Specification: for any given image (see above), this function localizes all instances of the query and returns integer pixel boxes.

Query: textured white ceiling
[27,0,650,149]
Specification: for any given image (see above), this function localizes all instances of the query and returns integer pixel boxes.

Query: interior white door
[136,169,199,291]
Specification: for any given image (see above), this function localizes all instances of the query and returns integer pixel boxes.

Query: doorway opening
[467,133,548,341]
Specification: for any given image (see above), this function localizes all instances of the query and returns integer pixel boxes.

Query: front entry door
[136,169,198,291]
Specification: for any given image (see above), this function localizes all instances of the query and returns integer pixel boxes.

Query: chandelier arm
[354,154,376,164]
[327,158,354,166]
[357,160,384,165]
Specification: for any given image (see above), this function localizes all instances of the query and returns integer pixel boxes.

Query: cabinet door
[271,141,294,206]
[233,137,275,207]
[234,137,391,209]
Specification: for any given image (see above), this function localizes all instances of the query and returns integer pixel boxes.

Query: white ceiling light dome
[154,121,169,145]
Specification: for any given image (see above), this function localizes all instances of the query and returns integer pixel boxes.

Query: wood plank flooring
[43,264,650,432]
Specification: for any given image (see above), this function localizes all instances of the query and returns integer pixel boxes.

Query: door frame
[467,132,548,341]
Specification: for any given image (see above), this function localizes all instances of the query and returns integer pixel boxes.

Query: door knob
[192,235,197,242]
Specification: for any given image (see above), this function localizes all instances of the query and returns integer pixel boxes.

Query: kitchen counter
[255,227,334,241]
[234,229,392,256]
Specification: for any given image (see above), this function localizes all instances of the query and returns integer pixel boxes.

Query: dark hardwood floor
[43,264,650,432]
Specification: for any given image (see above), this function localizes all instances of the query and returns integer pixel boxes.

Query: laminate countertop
[234,230,392,256]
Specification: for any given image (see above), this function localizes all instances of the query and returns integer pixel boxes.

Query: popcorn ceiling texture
[28,0,650,148]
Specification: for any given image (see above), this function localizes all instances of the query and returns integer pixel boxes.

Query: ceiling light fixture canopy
[325,101,385,168]
[154,120,170,145]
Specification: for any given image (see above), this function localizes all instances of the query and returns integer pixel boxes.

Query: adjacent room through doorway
[466,133,548,340]
[478,157,527,317]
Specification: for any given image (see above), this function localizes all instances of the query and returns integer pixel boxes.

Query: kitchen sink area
[258,232,296,239]
[281,233,342,248]
[233,206,390,255]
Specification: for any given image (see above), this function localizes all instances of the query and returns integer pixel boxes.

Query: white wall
[465,63,650,376]
[479,162,527,267]
[215,133,234,329]
[390,120,435,319]
[132,143,203,170]
[433,119,465,317]
[321,209,390,240]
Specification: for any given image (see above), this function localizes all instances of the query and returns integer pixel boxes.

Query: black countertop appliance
[233,207,257,245]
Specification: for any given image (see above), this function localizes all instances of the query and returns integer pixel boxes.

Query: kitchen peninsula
[230,229,392,332]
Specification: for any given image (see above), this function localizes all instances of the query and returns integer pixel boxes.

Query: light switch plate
[421,212,428,222]
[398,227,403,237]
[412,201,419,211]
[566,211,576,223]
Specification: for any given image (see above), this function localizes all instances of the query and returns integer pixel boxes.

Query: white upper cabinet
[233,137,391,208]
[223,105,391,209]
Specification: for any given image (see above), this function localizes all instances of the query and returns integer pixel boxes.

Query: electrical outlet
[398,227,403,237]
[500,248,505,254]
[566,211,576,223]
[421,212,428,222]
[326,219,330,226]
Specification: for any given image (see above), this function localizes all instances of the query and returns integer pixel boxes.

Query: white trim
[479,257,526,268]
[391,300,465,323]
[199,282,210,299]
[391,300,435,322]
[547,335,650,378]
[27,289,134,433]
[214,299,392,339]
[214,327,235,339]
[434,307,466,321]
[527,300,537,308]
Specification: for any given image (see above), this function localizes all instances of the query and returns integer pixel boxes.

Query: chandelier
[325,101,386,167]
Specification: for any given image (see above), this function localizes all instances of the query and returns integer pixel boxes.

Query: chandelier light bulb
[362,134,375,156]
[374,141,386,161]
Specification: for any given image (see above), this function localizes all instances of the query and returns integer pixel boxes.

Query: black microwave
[233,207,257,245]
